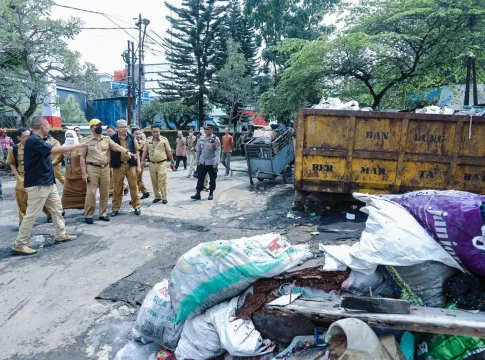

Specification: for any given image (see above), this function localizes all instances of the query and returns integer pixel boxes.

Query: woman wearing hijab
[57,130,87,210]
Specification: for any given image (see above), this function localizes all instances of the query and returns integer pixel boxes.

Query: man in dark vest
[110,119,142,216]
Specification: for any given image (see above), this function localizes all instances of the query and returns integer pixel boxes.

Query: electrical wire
[80,27,137,30]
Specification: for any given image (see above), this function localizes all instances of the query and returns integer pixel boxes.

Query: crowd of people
[1,116,246,256]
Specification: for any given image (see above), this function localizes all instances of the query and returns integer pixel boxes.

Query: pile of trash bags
[116,190,485,360]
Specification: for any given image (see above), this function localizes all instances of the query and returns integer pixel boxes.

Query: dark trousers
[175,156,187,170]
[196,164,217,192]
[241,144,246,157]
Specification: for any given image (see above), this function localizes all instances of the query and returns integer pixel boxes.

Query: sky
[51,0,173,75]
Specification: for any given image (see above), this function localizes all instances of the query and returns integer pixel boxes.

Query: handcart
[244,129,295,185]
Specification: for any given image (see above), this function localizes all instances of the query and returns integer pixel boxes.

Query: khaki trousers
[137,168,148,194]
[110,168,127,195]
[84,165,110,218]
[54,164,65,185]
[112,164,140,211]
[187,153,196,176]
[15,184,66,246]
[15,178,49,223]
[149,162,168,200]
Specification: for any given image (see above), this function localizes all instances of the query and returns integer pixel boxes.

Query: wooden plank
[341,296,410,315]
[267,299,485,339]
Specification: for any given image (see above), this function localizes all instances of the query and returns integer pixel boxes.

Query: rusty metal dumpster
[294,109,485,202]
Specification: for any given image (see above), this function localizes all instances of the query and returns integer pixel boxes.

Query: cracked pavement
[0,158,318,360]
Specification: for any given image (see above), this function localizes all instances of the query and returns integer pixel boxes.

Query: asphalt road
[0,158,318,360]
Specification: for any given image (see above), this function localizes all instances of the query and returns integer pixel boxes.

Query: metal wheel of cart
[282,163,295,184]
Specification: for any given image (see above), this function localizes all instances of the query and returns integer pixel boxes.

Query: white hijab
[64,130,79,145]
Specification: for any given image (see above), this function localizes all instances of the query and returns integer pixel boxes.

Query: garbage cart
[245,129,295,185]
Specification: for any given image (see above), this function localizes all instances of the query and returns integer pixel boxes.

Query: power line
[81,27,137,30]
[102,14,138,41]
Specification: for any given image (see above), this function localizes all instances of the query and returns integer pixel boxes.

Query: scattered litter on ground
[310,232,320,236]
[237,217,245,220]
[114,341,161,360]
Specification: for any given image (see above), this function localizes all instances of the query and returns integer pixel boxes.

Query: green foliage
[259,0,485,122]
[0,0,83,125]
[159,0,227,123]
[141,99,198,129]
[59,95,87,124]
[244,0,339,78]
[212,39,254,127]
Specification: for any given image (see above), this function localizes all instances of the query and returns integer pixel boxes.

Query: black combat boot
[191,191,201,200]
[208,192,214,200]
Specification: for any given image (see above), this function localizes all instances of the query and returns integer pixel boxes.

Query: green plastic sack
[416,305,485,360]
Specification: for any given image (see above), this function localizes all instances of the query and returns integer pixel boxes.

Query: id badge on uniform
[150,150,155,157]
[207,143,213,149]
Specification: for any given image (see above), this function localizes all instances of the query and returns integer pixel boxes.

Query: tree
[244,0,338,79]
[59,95,86,124]
[77,63,111,100]
[141,99,198,129]
[0,0,83,125]
[217,0,259,75]
[259,0,485,120]
[159,0,227,124]
[212,39,254,129]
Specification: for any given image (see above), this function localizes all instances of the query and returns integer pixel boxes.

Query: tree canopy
[0,0,83,125]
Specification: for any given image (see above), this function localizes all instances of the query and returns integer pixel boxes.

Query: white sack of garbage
[132,280,183,350]
[313,97,360,110]
[175,296,274,360]
[170,233,312,323]
[320,194,464,275]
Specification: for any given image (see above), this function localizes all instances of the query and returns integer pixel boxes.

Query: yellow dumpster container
[294,109,485,202]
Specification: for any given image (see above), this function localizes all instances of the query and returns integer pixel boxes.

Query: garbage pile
[251,124,288,145]
[115,191,485,360]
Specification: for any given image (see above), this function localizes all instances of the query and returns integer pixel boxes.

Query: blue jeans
[221,153,231,175]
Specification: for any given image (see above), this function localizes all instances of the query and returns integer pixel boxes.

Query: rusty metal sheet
[302,156,346,182]
[401,162,449,189]
[295,109,485,195]
[406,121,455,156]
[351,159,397,185]
[304,115,349,149]
[353,118,402,152]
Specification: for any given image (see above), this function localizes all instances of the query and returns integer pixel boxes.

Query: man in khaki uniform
[47,135,65,185]
[110,120,142,217]
[141,124,175,204]
[134,129,150,199]
[80,119,137,224]
[106,125,127,196]
[7,128,50,224]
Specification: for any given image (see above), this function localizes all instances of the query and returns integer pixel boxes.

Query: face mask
[94,127,103,135]
[65,138,75,145]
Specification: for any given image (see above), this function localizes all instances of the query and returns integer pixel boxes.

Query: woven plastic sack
[132,280,184,350]
[390,190,485,277]
[169,233,312,323]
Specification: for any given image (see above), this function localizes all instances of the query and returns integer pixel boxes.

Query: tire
[283,165,294,184]
[257,178,265,182]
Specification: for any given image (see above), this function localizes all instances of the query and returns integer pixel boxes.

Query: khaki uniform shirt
[7,143,25,176]
[48,137,62,163]
[119,136,139,162]
[81,135,121,165]
[143,136,171,162]
[186,134,197,155]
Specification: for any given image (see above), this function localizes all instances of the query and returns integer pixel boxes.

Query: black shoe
[134,208,141,215]
[85,217,94,225]
[99,216,110,222]
[162,200,168,204]
[208,192,214,200]
[191,192,201,200]
[193,174,198,178]
[141,192,150,199]
[124,188,129,195]
[111,210,119,217]
[62,211,65,217]
[153,199,161,204]
[46,217,53,223]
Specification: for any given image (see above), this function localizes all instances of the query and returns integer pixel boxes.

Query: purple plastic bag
[390,190,485,277]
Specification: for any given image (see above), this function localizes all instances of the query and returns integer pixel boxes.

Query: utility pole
[126,40,132,125]
[131,41,136,124]
[136,14,150,127]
